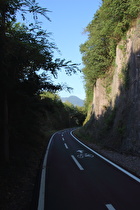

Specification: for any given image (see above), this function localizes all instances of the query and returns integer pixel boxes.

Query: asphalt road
[38,128,140,210]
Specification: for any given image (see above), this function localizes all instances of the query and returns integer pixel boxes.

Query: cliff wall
[89,18,140,154]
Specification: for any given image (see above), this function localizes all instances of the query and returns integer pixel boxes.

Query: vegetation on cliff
[80,0,140,105]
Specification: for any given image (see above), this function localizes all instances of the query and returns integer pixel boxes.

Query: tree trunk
[3,91,9,162]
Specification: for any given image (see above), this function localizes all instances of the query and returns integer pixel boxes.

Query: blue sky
[31,0,100,99]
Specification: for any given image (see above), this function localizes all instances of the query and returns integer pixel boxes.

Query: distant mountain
[61,96,84,107]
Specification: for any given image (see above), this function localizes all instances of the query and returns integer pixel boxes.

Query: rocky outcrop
[90,18,140,154]
[92,78,109,118]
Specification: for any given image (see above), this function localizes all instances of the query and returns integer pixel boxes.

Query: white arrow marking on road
[77,150,84,153]
[71,155,84,170]
[71,130,140,183]
[76,150,94,158]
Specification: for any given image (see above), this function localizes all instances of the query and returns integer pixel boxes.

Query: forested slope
[0,1,86,209]
[0,0,82,162]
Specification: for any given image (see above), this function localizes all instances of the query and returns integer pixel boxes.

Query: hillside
[0,1,84,208]
[0,92,86,209]
[80,0,140,155]
[61,95,84,107]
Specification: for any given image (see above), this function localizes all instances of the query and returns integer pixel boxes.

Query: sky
[31,0,100,100]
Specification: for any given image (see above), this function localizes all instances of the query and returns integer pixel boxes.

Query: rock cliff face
[90,18,140,154]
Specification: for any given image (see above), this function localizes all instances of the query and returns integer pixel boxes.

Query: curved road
[38,128,140,210]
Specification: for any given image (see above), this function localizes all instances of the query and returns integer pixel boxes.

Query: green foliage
[118,42,127,54]
[62,99,86,126]
[40,91,60,101]
[0,0,80,162]
[0,21,79,95]
[0,0,79,96]
[39,92,86,129]
[0,1,85,207]
[80,0,140,106]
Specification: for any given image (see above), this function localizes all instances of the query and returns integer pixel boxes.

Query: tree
[0,0,79,162]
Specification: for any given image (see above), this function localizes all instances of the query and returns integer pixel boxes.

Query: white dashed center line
[71,155,84,170]
[64,143,68,149]
[106,204,116,210]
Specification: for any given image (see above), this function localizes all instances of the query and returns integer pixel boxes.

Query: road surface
[38,128,140,210]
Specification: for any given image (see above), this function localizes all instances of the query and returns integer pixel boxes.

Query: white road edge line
[106,204,116,210]
[64,143,68,149]
[37,132,56,210]
[70,130,140,183]
[71,155,84,170]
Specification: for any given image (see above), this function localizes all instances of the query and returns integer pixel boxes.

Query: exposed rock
[90,18,140,154]
[92,78,109,118]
